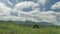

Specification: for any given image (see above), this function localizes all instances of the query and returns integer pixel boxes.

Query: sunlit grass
[0,21,60,34]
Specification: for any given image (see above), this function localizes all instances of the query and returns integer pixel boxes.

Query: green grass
[0,21,60,34]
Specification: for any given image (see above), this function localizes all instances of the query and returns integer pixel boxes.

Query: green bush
[32,24,40,28]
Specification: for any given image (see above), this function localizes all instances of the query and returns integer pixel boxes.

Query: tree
[32,24,40,28]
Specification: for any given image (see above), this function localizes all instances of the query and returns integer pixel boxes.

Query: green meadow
[0,21,60,34]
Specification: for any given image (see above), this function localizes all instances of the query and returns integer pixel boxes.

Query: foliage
[0,21,60,34]
[32,24,40,28]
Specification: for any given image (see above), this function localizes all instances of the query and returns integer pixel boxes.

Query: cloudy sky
[0,0,60,25]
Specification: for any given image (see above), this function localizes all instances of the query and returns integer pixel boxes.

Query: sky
[0,0,60,25]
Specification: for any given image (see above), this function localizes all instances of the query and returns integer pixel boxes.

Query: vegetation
[0,21,60,34]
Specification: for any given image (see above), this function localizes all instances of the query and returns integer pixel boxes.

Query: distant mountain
[36,22,55,26]
[0,20,58,27]
[13,21,55,27]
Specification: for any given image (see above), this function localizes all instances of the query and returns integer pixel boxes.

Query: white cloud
[37,0,48,5]
[0,1,60,25]
[14,1,40,15]
[13,1,60,25]
[7,0,13,6]
[6,10,60,25]
[51,1,60,10]
[0,2,12,17]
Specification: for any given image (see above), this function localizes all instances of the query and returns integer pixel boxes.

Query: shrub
[32,24,40,28]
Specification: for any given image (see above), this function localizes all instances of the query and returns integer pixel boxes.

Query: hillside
[13,21,56,27]
[0,21,60,34]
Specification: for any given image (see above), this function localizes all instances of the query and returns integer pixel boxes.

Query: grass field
[0,21,60,34]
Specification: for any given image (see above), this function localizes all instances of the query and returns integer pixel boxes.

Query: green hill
[0,21,60,34]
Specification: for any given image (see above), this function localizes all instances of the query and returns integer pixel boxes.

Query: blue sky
[45,0,60,11]
[8,0,60,12]
[0,0,60,25]
[0,0,60,12]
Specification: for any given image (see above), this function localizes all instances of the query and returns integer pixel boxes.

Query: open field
[0,21,60,34]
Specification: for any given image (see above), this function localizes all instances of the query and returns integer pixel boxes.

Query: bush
[32,24,40,28]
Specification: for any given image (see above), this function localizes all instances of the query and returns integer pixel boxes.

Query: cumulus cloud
[13,1,60,25]
[0,1,60,25]
[14,1,40,15]
[51,1,60,10]
[12,11,60,25]
[7,0,13,5]
[37,0,49,11]
[0,2,12,17]
[37,0,48,5]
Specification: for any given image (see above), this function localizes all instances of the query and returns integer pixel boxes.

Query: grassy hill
[0,21,60,34]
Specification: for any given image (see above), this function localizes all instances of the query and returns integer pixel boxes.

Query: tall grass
[0,21,60,34]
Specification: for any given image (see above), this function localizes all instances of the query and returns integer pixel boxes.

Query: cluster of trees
[0,20,60,28]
